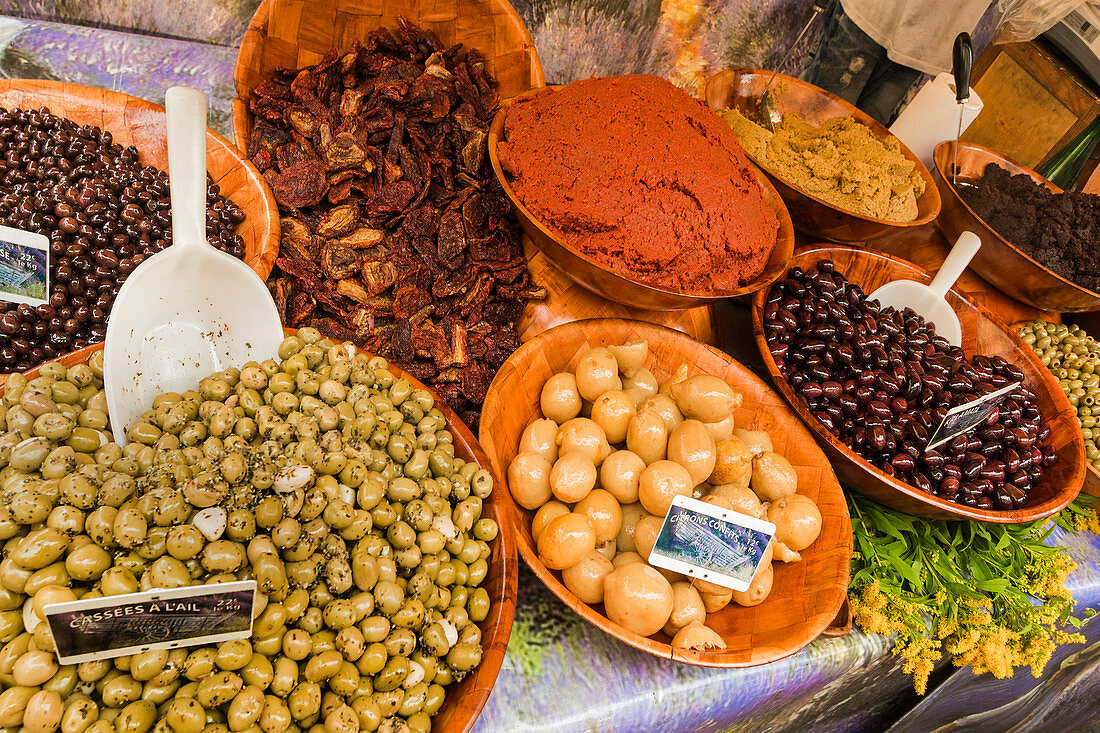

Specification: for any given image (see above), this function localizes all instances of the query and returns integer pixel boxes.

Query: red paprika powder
[498,75,778,292]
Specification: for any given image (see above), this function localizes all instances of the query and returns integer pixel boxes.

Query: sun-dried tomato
[392,286,432,319]
[286,291,316,327]
[316,205,359,238]
[320,242,359,280]
[267,161,327,209]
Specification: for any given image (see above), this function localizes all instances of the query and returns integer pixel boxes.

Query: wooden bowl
[0,80,279,282]
[487,88,795,311]
[704,69,940,243]
[517,239,720,345]
[13,338,517,733]
[479,318,852,667]
[232,0,544,153]
[932,140,1100,313]
[752,246,1085,522]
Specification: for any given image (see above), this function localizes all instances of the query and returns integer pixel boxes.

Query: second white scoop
[103,87,283,444]
[869,231,981,347]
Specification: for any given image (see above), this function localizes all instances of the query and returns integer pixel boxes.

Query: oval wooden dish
[487,89,795,311]
[0,80,279,282]
[704,69,940,243]
[479,318,852,667]
[752,246,1085,523]
[932,140,1100,313]
[232,0,544,153]
[18,337,518,733]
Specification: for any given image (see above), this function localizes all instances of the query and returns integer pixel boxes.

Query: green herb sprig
[847,492,1099,694]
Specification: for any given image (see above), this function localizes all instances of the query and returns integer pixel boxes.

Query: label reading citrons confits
[44,580,256,664]
[648,495,775,593]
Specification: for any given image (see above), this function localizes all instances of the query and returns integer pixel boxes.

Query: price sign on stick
[648,495,775,592]
[43,580,256,664]
[925,382,1022,452]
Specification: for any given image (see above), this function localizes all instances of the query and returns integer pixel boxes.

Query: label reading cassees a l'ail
[648,495,775,592]
[44,580,255,664]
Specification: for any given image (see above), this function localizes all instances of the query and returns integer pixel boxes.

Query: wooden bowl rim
[932,139,1100,301]
[10,337,517,733]
[0,78,280,282]
[704,68,941,229]
[752,245,1085,524]
[487,85,795,302]
[482,316,853,667]
[231,0,546,154]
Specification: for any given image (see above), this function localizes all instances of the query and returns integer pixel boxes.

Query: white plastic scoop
[869,231,981,347]
[104,86,283,444]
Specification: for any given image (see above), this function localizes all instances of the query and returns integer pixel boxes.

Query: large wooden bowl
[704,70,940,243]
[16,338,517,733]
[933,140,1100,313]
[752,246,1085,522]
[232,0,544,153]
[487,88,795,311]
[479,318,852,667]
[0,80,279,282]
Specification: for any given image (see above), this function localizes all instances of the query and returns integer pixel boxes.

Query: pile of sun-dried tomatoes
[248,19,545,427]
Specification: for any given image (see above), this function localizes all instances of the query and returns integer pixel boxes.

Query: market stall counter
[0,7,1098,733]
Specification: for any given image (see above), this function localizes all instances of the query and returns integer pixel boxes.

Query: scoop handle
[929,231,981,297]
[165,87,209,250]
[953,33,972,103]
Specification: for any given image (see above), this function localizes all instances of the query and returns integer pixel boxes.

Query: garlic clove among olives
[431,513,458,540]
[192,507,227,542]
[273,464,314,494]
[438,617,459,648]
[22,597,41,634]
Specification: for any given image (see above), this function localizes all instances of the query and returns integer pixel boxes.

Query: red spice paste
[497,75,779,292]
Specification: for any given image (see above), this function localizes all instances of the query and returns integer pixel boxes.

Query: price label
[0,225,48,307]
[926,381,1022,452]
[44,580,256,664]
[648,495,775,592]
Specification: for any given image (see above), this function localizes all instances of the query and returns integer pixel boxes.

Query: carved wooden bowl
[18,338,518,733]
[232,0,545,153]
[487,87,796,311]
[0,80,279,282]
[704,69,940,243]
[933,140,1100,313]
[479,318,852,667]
[752,246,1085,522]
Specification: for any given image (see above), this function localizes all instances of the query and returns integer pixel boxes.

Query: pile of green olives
[0,327,498,733]
[1019,318,1100,470]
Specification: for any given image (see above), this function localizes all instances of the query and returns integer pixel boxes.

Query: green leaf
[976,578,1010,594]
[887,553,923,589]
